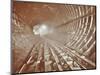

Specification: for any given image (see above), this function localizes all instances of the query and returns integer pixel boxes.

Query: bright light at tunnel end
[33,24,51,36]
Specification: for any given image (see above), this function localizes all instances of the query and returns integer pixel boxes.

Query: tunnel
[12,1,96,74]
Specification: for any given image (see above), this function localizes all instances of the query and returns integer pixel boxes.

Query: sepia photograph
[12,0,96,74]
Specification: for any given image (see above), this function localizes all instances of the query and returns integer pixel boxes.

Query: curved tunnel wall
[12,1,96,74]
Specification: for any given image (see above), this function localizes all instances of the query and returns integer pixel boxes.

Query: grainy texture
[12,1,96,74]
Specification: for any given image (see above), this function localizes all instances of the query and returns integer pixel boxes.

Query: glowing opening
[33,24,49,36]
